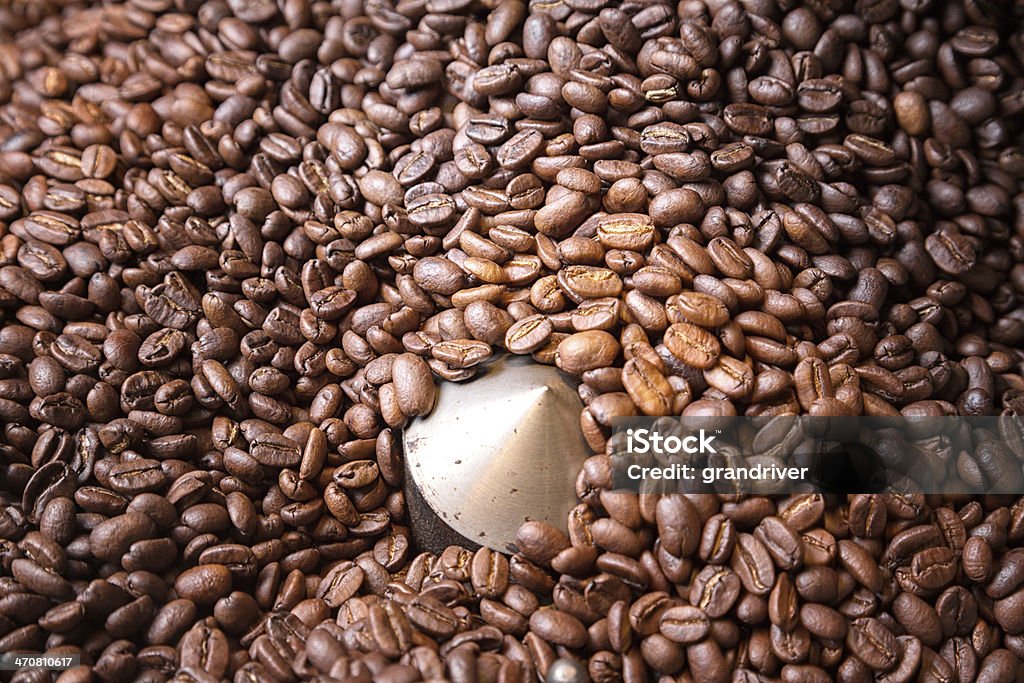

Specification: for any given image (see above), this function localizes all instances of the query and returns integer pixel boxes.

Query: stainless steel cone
[404,354,591,553]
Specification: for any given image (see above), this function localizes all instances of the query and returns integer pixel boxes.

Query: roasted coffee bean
[667,291,730,328]
[691,565,741,618]
[316,562,364,608]
[391,354,435,417]
[515,521,570,567]
[659,605,710,644]
[664,322,721,370]
[555,331,620,375]
[174,565,232,605]
[847,618,900,671]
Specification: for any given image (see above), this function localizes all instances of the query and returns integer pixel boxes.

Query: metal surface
[404,354,591,554]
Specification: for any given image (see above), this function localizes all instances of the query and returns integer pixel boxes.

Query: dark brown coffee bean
[963,537,994,583]
[664,322,721,370]
[506,315,554,354]
[690,565,741,618]
[250,433,302,467]
[530,608,588,649]
[555,331,620,375]
[659,605,709,644]
[847,618,900,671]
[316,562,364,608]
[926,230,977,275]
[391,353,435,416]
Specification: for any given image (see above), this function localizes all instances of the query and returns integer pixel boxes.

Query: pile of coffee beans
[2,0,1024,680]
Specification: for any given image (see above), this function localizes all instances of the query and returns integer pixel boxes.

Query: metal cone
[404,354,591,553]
